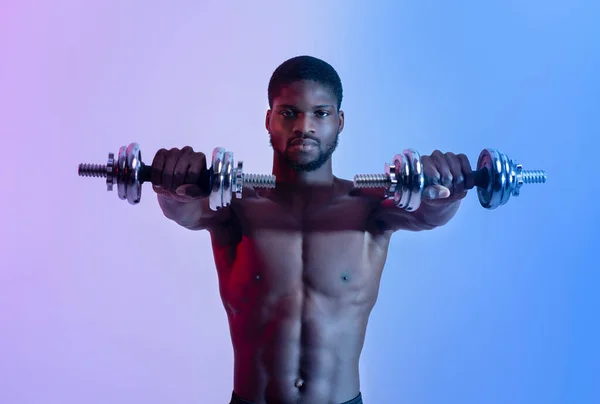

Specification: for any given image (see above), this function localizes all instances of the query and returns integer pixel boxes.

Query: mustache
[288,135,319,146]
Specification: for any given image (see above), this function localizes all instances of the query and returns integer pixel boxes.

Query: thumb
[422,185,451,200]
[175,184,205,198]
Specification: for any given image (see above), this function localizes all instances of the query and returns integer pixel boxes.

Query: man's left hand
[421,150,475,205]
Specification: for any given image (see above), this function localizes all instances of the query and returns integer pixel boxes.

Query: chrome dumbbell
[77,142,276,210]
[353,148,547,211]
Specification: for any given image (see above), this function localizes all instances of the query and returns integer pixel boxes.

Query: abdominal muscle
[212,232,386,404]
[227,286,369,404]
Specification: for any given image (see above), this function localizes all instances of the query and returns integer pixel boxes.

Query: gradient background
[1,1,598,403]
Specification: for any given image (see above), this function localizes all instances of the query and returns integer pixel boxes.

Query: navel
[341,272,351,283]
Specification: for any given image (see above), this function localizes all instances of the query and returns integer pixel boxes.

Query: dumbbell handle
[132,163,212,192]
[442,167,489,190]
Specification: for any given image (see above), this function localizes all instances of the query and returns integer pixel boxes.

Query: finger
[153,183,171,196]
[431,150,453,190]
[155,186,197,203]
[445,152,464,194]
[457,153,475,190]
[186,152,207,193]
[452,190,468,200]
[172,146,194,190]
[162,148,181,191]
[422,185,451,200]
[421,155,440,186]
[175,184,204,198]
[151,148,167,186]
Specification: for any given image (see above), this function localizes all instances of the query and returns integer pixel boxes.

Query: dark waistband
[230,391,363,404]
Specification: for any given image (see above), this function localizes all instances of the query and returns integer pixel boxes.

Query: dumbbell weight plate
[234,161,244,199]
[210,147,226,210]
[404,149,424,212]
[117,145,128,201]
[106,153,115,191]
[125,142,142,204]
[222,151,234,208]
[477,148,508,209]
[384,162,397,197]
[499,151,514,207]
[392,153,410,209]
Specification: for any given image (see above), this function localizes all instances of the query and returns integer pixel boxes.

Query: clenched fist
[421,150,476,205]
[151,146,210,202]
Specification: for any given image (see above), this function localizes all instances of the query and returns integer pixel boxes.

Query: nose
[292,114,315,136]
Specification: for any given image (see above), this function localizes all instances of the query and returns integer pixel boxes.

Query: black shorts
[230,391,363,404]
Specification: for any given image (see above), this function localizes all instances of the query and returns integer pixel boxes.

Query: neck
[272,155,334,187]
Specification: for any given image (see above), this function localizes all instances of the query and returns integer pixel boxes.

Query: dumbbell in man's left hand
[420,150,476,206]
[376,149,477,231]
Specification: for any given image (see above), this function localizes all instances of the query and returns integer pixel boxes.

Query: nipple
[294,378,304,388]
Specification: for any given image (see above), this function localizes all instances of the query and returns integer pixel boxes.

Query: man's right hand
[151,146,210,203]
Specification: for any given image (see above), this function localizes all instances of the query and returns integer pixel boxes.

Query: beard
[269,133,339,172]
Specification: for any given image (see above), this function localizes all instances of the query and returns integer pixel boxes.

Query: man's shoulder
[335,176,377,200]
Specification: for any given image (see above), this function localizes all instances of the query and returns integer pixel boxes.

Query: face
[266,80,344,172]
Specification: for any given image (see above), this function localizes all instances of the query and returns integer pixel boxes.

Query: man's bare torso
[209,178,392,404]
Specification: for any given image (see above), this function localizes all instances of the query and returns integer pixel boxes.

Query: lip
[289,138,318,146]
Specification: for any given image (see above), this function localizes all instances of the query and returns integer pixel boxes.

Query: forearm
[157,195,208,229]
[413,199,462,228]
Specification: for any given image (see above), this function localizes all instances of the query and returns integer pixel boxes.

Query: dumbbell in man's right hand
[151,146,211,202]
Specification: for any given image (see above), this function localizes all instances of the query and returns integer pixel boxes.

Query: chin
[285,157,328,172]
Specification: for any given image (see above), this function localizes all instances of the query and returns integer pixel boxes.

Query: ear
[338,109,345,133]
[265,109,271,133]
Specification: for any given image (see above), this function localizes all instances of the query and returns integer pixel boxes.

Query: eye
[315,110,330,117]
[280,109,296,118]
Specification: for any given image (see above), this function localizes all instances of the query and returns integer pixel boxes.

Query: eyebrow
[277,104,335,109]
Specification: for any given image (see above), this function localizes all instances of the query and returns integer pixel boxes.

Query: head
[266,55,344,172]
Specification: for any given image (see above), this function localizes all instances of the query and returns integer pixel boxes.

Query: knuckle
[422,157,435,170]
[176,154,189,165]
[153,149,166,163]
[193,153,207,166]
[186,171,200,180]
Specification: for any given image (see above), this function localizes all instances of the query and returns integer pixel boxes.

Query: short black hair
[267,55,343,110]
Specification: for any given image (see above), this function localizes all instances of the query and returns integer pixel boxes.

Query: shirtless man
[151,56,475,404]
